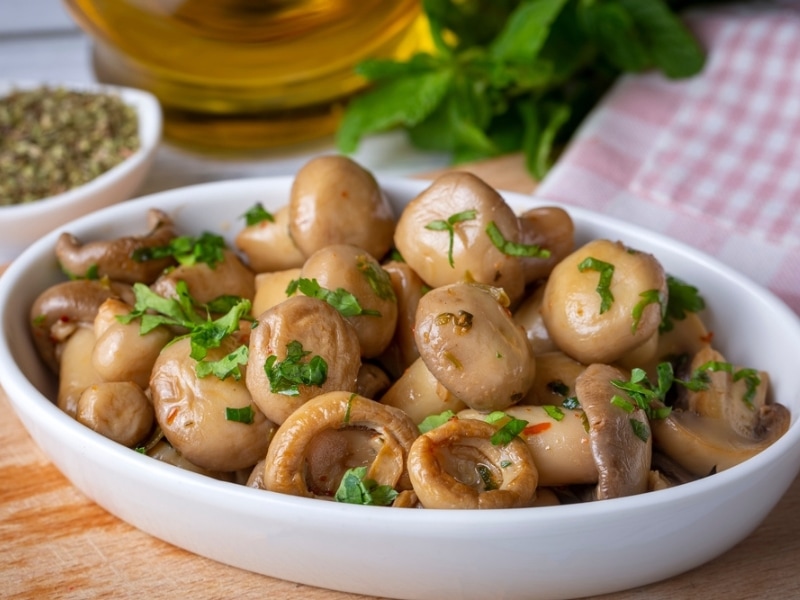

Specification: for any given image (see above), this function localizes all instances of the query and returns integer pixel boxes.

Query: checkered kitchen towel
[535,1,800,315]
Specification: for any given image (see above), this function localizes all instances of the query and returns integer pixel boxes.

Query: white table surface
[0,1,452,198]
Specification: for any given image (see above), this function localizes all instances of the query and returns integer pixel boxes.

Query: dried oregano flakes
[0,86,140,205]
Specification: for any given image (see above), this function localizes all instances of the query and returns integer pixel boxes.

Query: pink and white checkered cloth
[535,1,800,315]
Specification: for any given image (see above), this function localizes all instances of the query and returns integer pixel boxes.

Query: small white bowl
[0,81,162,263]
[1,177,799,600]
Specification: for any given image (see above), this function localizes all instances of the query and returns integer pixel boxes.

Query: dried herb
[0,86,140,205]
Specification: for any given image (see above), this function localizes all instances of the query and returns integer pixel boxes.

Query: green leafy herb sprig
[336,0,705,179]
[118,280,252,379]
[335,466,399,506]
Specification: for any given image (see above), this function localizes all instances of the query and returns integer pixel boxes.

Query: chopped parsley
[225,405,255,424]
[133,231,227,268]
[418,410,456,433]
[264,340,328,396]
[578,256,615,313]
[485,221,550,258]
[356,255,396,302]
[334,466,398,506]
[286,277,381,317]
[196,344,249,381]
[425,209,477,268]
[486,411,529,446]
[242,202,275,226]
[661,275,706,332]
[631,289,665,333]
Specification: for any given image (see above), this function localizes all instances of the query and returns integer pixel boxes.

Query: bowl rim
[1,173,799,525]
[0,79,162,216]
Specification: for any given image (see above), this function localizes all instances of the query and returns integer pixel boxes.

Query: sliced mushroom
[29,279,131,373]
[414,282,535,412]
[517,206,575,284]
[150,336,277,472]
[541,239,667,365]
[289,155,396,260]
[575,363,652,500]
[406,417,538,509]
[380,357,467,425]
[298,244,398,359]
[55,209,177,284]
[235,205,306,273]
[393,172,526,304]
[151,248,256,304]
[76,381,154,447]
[263,391,419,500]
[246,295,361,425]
[651,347,790,476]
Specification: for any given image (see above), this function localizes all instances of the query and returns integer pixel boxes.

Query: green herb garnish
[486,411,529,445]
[196,345,249,381]
[578,256,615,313]
[542,405,565,421]
[485,221,551,258]
[133,231,226,268]
[631,289,665,333]
[117,281,252,376]
[661,274,706,332]
[286,277,381,317]
[336,0,704,179]
[689,360,761,408]
[425,209,478,267]
[242,203,275,226]
[356,255,396,302]
[334,466,398,506]
[225,405,255,424]
[610,363,674,420]
[264,340,328,396]
[419,410,457,433]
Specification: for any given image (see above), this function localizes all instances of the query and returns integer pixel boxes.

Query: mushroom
[251,268,301,316]
[150,336,277,472]
[57,326,104,418]
[575,363,652,500]
[92,297,174,389]
[298,244,398,359]
[356,362,393,400]
[541,239,667,365]
[459,406,596,488]
[378,259,426,379]
[521,351,586,406]
[517,205,575,284]
[393,172,526,304]
[147,440,237,483]
[380,357,467,425]
[76,381,154,448]
[246,295,362,425]
[55,208,177,284]
[512,283,559,355]
[414,282,535,412]
[651,347,790,476]
[151,248,256,304]
[235,205,306,273]
[288,155,396,260]
[406,417,538,509]
[29,279,132,373]
[262,391,419,500]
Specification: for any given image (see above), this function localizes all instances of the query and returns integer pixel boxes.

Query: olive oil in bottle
[63,0,431,150]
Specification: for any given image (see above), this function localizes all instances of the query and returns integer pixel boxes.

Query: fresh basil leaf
[490,0,570,64]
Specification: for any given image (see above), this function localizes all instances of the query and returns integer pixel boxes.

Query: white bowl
[1,177,799,600]
[0,81,162,263]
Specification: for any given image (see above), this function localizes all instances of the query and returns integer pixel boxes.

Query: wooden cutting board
[1,154,799,599]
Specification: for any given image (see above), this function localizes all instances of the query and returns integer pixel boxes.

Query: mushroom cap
[288,155,396,260]
[235,205,306,273]
[541,239,667,365]
[575,363,652,500]
[151,248,256,304]
[393,172,526,304]
[246,295,362,425]
[517,206,575,284]
[414,282,535,412]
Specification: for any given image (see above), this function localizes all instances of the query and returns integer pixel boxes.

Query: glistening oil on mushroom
[27,155,791,510]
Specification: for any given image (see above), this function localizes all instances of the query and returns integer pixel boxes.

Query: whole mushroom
[394,172,527,304]
[541,239,667,365]
[288,155,396,260]
[414,282,535,412]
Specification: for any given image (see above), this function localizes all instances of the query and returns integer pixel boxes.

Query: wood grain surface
[2,154,799,600]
